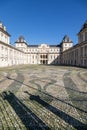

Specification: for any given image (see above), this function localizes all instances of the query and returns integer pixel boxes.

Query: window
[80,34,83,42]
[43,55,45,58]
[32,55,34,59]
[5,36,7,41]
[1,46,3,50]
[1,33,3,37]
[84,46,87,56]
[85,32,87,41]
[80,47,83,56]
[46,55,48,58]
[69,43,72,46]
[40,55,42,58]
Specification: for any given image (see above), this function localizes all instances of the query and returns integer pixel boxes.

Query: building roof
[15,35,72,48]
[50,45,60,47]
[28,44,60,48]
[78,20,87,34]
[0,21,11,36]
[28,45,38,47]
[62,35,72,43]
[60,35,73,46]
[15,35,27,45]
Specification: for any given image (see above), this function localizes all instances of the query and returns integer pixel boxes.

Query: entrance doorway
[40,54,48,64]
[40,60,48,64]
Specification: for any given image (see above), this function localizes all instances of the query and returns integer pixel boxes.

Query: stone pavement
[0,65,87,130]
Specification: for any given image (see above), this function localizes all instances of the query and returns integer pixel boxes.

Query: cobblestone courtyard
[0,65,87,130]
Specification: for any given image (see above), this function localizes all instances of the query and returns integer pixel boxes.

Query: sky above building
[0,0,87,45]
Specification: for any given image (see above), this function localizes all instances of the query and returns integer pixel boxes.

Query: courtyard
[0,65,87,130]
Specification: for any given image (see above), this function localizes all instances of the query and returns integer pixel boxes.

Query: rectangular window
[65,43,67,46]
[1,46,3,50]
[85,32,87,41]
[46,55,48,58]
[80,47,83,57]
[80,34,83,43]
[40,55,42,58]
[84,46,87,56]
[1,33,3,37]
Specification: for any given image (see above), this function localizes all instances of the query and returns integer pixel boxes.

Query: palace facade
[0,21,87,67]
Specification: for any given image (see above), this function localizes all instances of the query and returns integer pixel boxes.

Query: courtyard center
[0,65,87,130]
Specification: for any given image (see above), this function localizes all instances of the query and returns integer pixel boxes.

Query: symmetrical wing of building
[0,21,87,67]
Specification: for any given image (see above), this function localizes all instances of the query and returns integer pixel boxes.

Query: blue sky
[0,0,87,45]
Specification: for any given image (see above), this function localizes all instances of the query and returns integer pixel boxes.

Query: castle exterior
[0,21,87,67]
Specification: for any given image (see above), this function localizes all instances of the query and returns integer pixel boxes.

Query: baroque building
[0,21,87,67]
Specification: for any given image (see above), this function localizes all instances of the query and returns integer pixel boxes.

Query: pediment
[38,44,49,53]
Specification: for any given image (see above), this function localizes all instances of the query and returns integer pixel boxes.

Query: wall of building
[0,21,87,67]
[61,21,87,67]
[0,42,26,67]
[26,45,60,64]
[61,41,87,67]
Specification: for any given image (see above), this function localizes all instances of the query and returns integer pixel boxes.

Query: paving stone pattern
[0,65,87,130]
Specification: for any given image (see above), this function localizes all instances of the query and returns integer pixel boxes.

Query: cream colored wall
[0,39,87,67]
[62,43,87,67]
[16,43,27,52]
[62,42,73,51]
[0,42,27,67]
[0,31,10,44]
[27,46,60,64]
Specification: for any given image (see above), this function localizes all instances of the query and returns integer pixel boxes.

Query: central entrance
[40,60,48,64]
[40,54,48,64]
